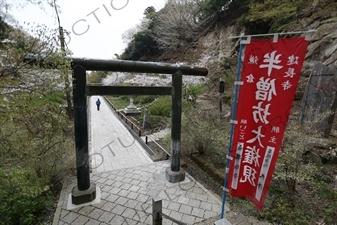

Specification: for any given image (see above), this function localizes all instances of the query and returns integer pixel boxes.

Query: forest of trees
[119,0,314,60]
[120,0,239,60]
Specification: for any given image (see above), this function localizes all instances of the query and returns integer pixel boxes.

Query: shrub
[316,182,337,224]
[148,96,172,117]
[133,95,156,105]
[181,106,228,155]
[0,169,53,225]
[183,84,204,103]
[260,197,310,225]
[274,107,324,194]
[0,99,75,224]
[31,90,65,105]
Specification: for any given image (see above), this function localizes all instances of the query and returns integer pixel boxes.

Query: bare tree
[150,0,202,55]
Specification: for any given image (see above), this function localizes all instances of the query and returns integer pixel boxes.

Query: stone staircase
[141,128,170,142]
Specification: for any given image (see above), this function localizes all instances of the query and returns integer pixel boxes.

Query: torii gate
[24,56,208,205]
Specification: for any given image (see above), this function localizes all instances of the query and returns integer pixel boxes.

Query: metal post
[165,71,185,183]
[152,198,163,225]
[219,92,223,113]
[219,78,225,119]
[71,64,96,205]
[221,39,244,218]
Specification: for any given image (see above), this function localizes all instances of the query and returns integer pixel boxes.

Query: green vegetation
[260,197,310,225]
[0,169,54,225]
[181,105,227,155]
[105,96,130,109]
[0,4,75,223]
[120,31,158,60]
[0,79,74,224]
[148,96,172,117]
[241,0,306,32]
[317,182,337,224]
[0,17,9,46]
[105,95,158,110]
[183,84,204,103]
[132,95,156,105]
[120,0,337,60]
[30,90,66,105]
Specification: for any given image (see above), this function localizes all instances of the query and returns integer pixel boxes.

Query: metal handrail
[103,97,119,111]
[145,135,171,157]
[153,198,187,225]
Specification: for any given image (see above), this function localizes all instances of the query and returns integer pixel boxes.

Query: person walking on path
[96,98,101,111]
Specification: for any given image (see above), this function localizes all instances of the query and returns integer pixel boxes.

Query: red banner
[227,37,309,210]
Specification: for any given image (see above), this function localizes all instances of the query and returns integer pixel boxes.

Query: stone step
[141,128,170,142]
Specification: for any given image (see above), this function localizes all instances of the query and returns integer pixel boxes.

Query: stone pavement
[89,96,153,173]
[52,96,227,225]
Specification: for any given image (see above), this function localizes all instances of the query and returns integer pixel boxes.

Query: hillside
[118,0,337,101]
[111,1,337,224]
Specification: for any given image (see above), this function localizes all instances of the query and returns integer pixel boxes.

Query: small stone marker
[143,108,152,129]
[123,96,141,115]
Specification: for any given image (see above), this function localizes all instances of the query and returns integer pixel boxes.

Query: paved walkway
[52,96,227,225]
[89,96,153,172]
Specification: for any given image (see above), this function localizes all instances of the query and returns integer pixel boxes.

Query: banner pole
[228,29,316,39]
[220,37,245,219]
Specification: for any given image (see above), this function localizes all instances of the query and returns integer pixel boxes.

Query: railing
[116,111,142,137]
[145,135,171,159]
[104,97,142,137]
[152,198,187,225]
[104,97,171,159]
[104,98,118,111]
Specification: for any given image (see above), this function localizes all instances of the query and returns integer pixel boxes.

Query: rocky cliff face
[197,12,337,79]
[306,17,337,73]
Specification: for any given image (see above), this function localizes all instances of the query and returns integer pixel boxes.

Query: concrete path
[89,96,153,173]
[52,96,227,225]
